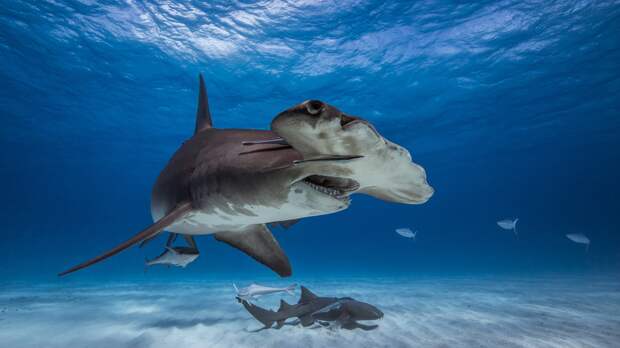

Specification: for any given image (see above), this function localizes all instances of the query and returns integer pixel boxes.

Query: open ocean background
[1,1,619,347]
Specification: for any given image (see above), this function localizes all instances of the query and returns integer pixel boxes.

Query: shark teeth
[302,179,349,201]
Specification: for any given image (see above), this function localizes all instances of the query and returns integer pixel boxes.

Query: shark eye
[304,100,324,116]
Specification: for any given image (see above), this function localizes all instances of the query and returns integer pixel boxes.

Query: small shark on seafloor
[58,75,433,278]
[234,283,297,302]
[239,286,383,331]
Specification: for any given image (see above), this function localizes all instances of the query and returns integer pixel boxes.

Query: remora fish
[145,247,199,268]
[234,283,297,301]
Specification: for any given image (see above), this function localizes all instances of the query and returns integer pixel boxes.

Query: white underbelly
[166,204,324,235]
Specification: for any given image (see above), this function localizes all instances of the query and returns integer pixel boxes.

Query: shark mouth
[302,175,360,200]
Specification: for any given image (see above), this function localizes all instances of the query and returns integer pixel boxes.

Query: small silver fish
[234,283,297,302]
[497,218,519,236]
[395,228,417,239]
[566,233,590,252]
[145,247,199,268]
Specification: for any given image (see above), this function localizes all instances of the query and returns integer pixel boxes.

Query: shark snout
[370,307,384,320]
[419,183,434,202]
[347,301,384,320]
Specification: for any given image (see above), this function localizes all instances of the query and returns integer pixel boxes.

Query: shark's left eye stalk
[305,100,324,115]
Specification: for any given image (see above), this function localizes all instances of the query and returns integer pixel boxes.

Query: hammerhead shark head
[239,286,383,330]
[59,75,433,277]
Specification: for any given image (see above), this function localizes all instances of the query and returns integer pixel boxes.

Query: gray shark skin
[58,75,433,278]
[239,286,383,330]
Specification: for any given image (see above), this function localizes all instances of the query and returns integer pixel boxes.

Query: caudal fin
[514,218,519,235]
[58,202,191,276]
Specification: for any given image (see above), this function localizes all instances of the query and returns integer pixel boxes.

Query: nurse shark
[59,75,433,277]
[239,286,384,331]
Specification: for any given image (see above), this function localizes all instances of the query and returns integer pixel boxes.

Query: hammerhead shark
[59,75,433,277]
[239,286,383,330]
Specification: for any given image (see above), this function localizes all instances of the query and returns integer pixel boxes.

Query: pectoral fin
[214,224,291,277]
[298,314,314,327]
[58,202,192,276]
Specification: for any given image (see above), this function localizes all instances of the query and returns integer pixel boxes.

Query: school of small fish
[395,217,591,253]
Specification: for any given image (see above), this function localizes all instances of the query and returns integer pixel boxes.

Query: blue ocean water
[1,1,620,346]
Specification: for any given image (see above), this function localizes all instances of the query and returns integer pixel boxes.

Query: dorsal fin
[194,74,212,133]
[278,299,293,312]
[298,286,318,304]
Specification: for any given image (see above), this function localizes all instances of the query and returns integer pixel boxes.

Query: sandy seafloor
[1,276,618,348]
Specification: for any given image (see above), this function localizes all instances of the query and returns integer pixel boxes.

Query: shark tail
[58,202,192,276]
[233,283,239,294]
[514,218,519,235]
[240,299,276,328]
[511,219,518,238]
